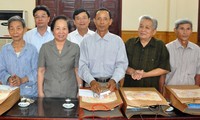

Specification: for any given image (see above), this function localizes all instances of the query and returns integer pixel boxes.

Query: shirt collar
[75,29,92,36]
[175,39,193,49]
[74,29,79,35]
[94,31,110,42]
[46,26,52,33]
[49,39,71,48]
[35,26,52,36]
[134,37,156,47]
[7,42,28,53]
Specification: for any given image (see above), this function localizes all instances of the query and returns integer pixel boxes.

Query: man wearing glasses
[23,5,54,52]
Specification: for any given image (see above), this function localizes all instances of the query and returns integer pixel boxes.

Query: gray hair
[8,15,26,28]
[139,15,158,30]
[174,19,193,30]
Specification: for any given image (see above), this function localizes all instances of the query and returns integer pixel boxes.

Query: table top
[1,97,200,120]
[2,97,79,119]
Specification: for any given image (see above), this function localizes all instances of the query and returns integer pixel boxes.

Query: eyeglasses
[75,17,88,21]
[34,15,48,19]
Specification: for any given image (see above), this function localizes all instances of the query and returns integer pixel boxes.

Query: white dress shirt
[67,29,95,46]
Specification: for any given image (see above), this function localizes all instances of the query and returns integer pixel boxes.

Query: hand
[106,79,116,92]
[8,75,21,87]
[131,70,144,80]
[13,75,22,86]
[90,80,102,94]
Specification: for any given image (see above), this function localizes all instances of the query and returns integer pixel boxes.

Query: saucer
[166,106,174,112]
[18,102,30,107]
[62,103,74,109]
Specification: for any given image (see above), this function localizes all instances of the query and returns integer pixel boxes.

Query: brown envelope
[79,88,123,118]
[165,85,200,115]
[120,87,169,119]
[0,88,20,115]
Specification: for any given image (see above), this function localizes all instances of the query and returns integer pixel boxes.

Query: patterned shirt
[124,37,170,90]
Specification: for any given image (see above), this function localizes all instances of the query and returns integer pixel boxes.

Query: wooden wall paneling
[121,31,138,42]
[36,0,122,36]
[79,0,98,32]
[100,0,122,36]
[121,31,198,44]
[59,0,76,17]
[36,0,58,25]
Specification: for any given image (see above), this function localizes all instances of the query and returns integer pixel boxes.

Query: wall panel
[121,31,198,44]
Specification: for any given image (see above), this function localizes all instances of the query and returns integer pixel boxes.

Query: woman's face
[8,21,25,41]
[53,19,69,42]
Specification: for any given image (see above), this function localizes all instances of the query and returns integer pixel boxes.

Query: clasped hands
[90,79,116,94]
[131,70,144,80]
[8,75,22,87]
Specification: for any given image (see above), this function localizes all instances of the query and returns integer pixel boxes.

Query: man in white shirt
[79,8,128,94]
[160,19,200,93]
[23,5,54,52]
[67,8,94,46]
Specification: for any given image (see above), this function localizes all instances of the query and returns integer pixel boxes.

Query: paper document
[79,89,116,103]
[79,89,94,97]
[124,91,162,101]
[0,85,18,104]
[172,88,200,98]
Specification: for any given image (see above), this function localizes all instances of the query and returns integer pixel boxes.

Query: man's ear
[73,20,76,25]
[152,29,157,36]
[88,18,91,23]
[93,18,96,25]
[47,16,50,23]
[174,28,177,33]
[109,19,113,26]
[24,27,28,33]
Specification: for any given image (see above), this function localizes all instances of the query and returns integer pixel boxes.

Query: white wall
[122,0,168,31]
[0,0,198,32]
[0,0,35,28]
[122,0,198,32]
[168,0,198,31]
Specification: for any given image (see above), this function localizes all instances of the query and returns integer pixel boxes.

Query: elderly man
[160,19,200,93]
[124,15,170,92]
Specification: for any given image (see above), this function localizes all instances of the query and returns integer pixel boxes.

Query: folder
[120,87,169,119]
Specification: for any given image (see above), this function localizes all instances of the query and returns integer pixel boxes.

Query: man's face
[138,19,156,41]
[34,10,50,28]
[93,10,112,33]
[74,12,90,30]
[174,23,192,42]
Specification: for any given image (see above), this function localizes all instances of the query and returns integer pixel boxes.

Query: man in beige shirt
[160,19,200,93]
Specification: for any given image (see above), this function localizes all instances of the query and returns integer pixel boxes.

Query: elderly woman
[37,15,80,98]
[0,16,38,97]
[124,15,170,91]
